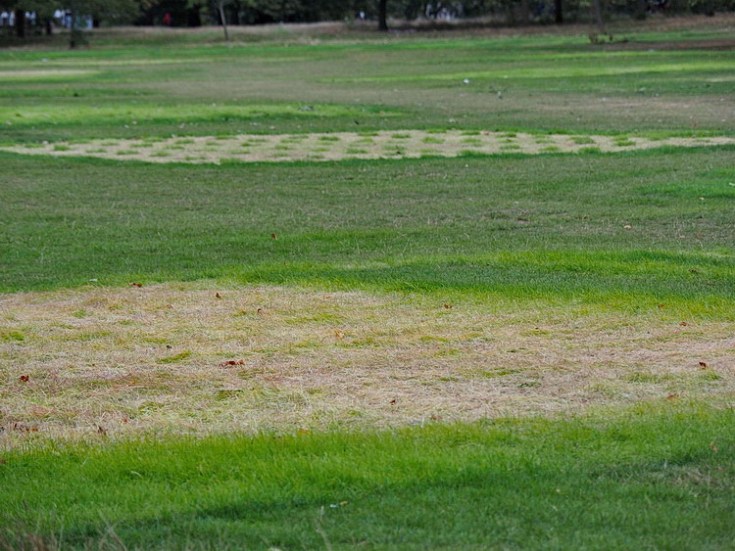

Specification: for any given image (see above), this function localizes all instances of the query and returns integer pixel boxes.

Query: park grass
[1,404,734,549]
[1,21,735,548]
[1,20,735,142]
[1,148,733,312]
[3,282,733,443]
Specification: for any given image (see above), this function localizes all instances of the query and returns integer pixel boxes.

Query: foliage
[0,0,139,21]
[3,0,734,33]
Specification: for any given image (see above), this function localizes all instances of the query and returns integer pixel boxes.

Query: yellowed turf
[1,283,733,447]
[3,131,734,164]
[0,69,98,80]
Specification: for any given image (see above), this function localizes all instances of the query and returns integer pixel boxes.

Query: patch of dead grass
[0,69,98,80]
[1,283,733,446]
[2,130,734,165]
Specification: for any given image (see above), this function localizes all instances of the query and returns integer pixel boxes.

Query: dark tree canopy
[2,0,732,44]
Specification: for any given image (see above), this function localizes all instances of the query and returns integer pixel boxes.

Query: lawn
[2,407,734,549]
[1,16,734,549]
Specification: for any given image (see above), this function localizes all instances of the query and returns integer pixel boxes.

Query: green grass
[1,22,735,549]
[1,148,733,315]
[1,26,734,143]
[1,404,733,549]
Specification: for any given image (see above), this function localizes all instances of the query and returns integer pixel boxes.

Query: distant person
[162,12,172,26]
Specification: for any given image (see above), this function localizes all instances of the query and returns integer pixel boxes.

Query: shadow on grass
[6,407,733,549]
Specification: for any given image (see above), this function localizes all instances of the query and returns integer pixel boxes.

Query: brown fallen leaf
[129,282,143,288]
[443,303,453,309]
[271,233,277,240]
[679,321,688,327]
[19,375,30,383]
[215,292,222,299]
[221,360,246,367]
[698,361,708,369]
[335,330,345,340]
[12,423,38,433]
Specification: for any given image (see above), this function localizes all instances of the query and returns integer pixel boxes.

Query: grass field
[1,16,734,549]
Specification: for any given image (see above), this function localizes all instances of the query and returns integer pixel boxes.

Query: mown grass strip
[2,27,734,142]
[1,404,733,549]
[1,149,733,314]
[335,60,735,84]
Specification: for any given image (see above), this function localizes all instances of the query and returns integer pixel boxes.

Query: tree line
[1,0,730,42]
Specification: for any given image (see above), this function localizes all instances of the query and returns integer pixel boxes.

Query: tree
[591,0,605,34]
[0,0,54,37]
[213,0,231,40]
[0,0,140,43]
[377,0,387,30]
[64,0,139,47]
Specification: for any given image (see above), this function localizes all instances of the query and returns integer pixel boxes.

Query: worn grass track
[3,130,735,164]
[2,282,733,444]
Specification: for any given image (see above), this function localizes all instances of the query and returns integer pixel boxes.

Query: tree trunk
[218,1,229,41]
[554,0,563,24]
[378,0,388,31]
[69,10,77,48]
[14,9,26,39]
[188,5,202,27]
[591,0,605,34]
[520,0,530,24]
[231,1,240,25]
[633,0,647,20]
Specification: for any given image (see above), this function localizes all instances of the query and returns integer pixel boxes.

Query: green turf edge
[1,401,734,549]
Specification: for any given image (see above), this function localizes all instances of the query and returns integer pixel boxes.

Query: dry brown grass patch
[3,130,735,165]
[1,282,733,446]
